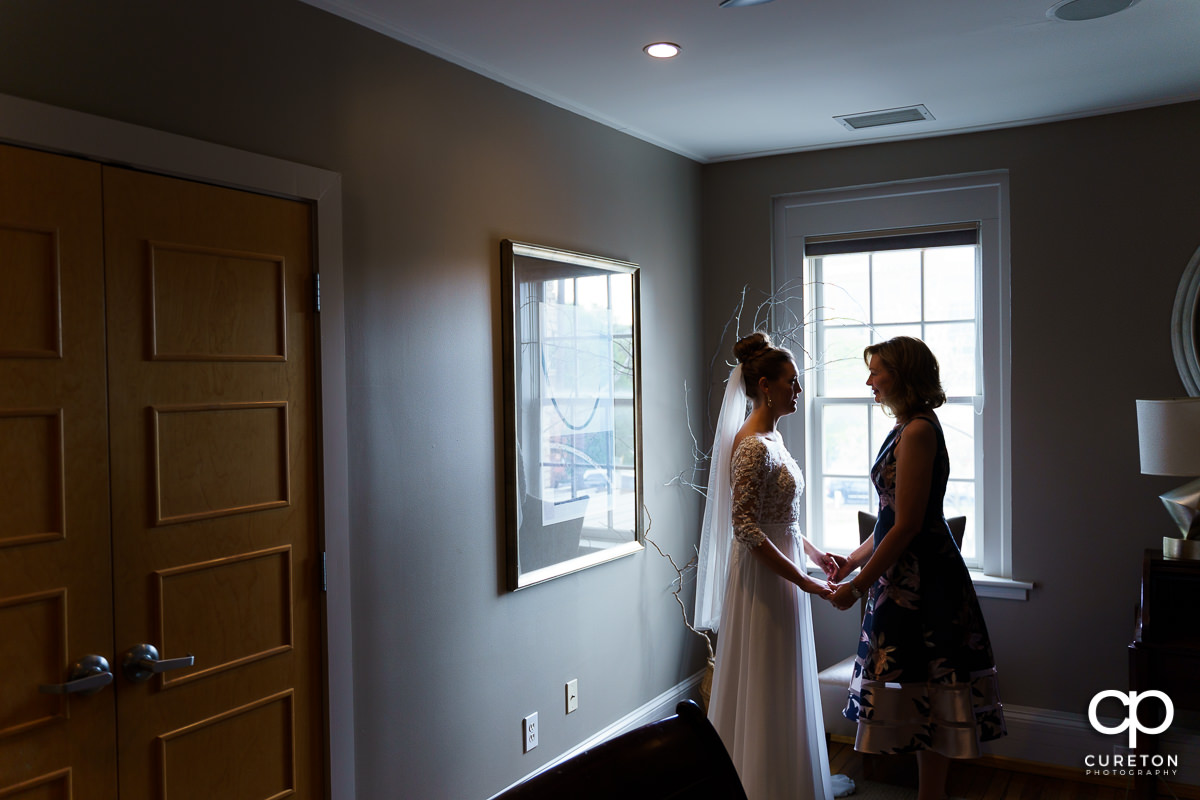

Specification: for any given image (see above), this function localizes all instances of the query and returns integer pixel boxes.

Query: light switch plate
[565,679,578,714]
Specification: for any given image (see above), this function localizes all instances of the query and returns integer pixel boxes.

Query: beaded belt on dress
[758,521,800,542]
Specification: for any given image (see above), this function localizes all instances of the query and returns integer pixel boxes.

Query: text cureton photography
[1085,689,1179,778]
[1084,752,1179,778]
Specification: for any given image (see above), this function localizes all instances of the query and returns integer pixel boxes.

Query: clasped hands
[810,552,863,611]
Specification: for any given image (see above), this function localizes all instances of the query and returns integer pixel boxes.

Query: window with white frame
[805,232,981,564]
[772,173,1013,578]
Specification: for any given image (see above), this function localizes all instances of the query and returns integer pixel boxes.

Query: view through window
[805,238,982,565]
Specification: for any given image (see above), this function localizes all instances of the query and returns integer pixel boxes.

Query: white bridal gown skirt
[708,525,833,800]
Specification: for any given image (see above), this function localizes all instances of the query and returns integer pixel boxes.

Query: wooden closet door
[0,146,117,797]
[101,166,324,800]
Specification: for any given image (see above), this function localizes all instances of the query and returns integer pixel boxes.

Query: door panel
[101,166,322,800]
[0,146,116,797]
[0,145,324,799]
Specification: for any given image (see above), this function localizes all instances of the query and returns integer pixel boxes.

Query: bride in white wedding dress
[695,332,854,800]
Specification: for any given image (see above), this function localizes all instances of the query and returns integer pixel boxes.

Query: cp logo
[1088,690,1174,748]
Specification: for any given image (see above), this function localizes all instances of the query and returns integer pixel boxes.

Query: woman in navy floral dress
[827,336,1005,800]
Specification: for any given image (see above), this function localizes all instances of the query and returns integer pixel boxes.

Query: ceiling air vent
[835,104,934,131]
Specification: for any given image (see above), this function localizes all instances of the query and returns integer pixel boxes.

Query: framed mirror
[500,240,643,589]
[1173,244,1200,396]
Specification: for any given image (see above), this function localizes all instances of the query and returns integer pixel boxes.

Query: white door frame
[0,93,356,800]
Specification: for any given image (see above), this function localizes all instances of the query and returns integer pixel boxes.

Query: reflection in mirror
[501,241,642,589]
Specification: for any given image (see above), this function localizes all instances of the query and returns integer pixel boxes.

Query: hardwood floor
[827,738,1199,799]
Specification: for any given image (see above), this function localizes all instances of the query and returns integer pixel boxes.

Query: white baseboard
[984,704,1200,786]
[488,670,706,799]
[492,682,1200,798]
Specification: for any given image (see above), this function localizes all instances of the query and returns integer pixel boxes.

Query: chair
[494,700,747,800]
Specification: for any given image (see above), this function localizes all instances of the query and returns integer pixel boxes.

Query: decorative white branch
[642,505,714,662]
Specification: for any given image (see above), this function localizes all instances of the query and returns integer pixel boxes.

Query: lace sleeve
[731,437,768,548]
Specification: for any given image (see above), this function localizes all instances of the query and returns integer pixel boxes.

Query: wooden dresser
[1128,549,1200,798]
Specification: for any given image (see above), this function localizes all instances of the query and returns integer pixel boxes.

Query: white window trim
[773,172,1028,599]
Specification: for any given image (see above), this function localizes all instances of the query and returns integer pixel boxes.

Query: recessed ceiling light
[643,42,681,59]
[1047,0,1140,21]
[719,0,776,6]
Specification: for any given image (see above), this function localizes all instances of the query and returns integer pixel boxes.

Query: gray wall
[701,101,1200,715]
[5,0,1200,793]
[0,2,706,798]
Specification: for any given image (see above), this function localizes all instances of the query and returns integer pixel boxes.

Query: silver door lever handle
[122,644,195,682]
[39,654,114,696]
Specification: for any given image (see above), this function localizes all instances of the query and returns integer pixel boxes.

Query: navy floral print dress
[843,414,1006,757]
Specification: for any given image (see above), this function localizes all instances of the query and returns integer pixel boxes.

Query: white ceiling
[300,0,1200,163]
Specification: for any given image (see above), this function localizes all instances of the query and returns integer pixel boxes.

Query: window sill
[806,567,1033,601]
[969,571,1033,601]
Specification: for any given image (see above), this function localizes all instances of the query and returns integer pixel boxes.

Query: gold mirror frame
[500,240,643,589]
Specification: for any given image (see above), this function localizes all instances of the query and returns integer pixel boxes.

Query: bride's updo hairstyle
[864,336,946,419]
[734,332,794,401]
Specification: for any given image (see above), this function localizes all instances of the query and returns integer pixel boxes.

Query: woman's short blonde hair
[863,336,946,419]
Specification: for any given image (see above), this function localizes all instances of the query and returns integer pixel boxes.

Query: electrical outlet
[565,679,578,714]
[523,712,538,753]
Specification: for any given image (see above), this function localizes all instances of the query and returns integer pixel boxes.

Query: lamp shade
[1137,398,1200,476]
